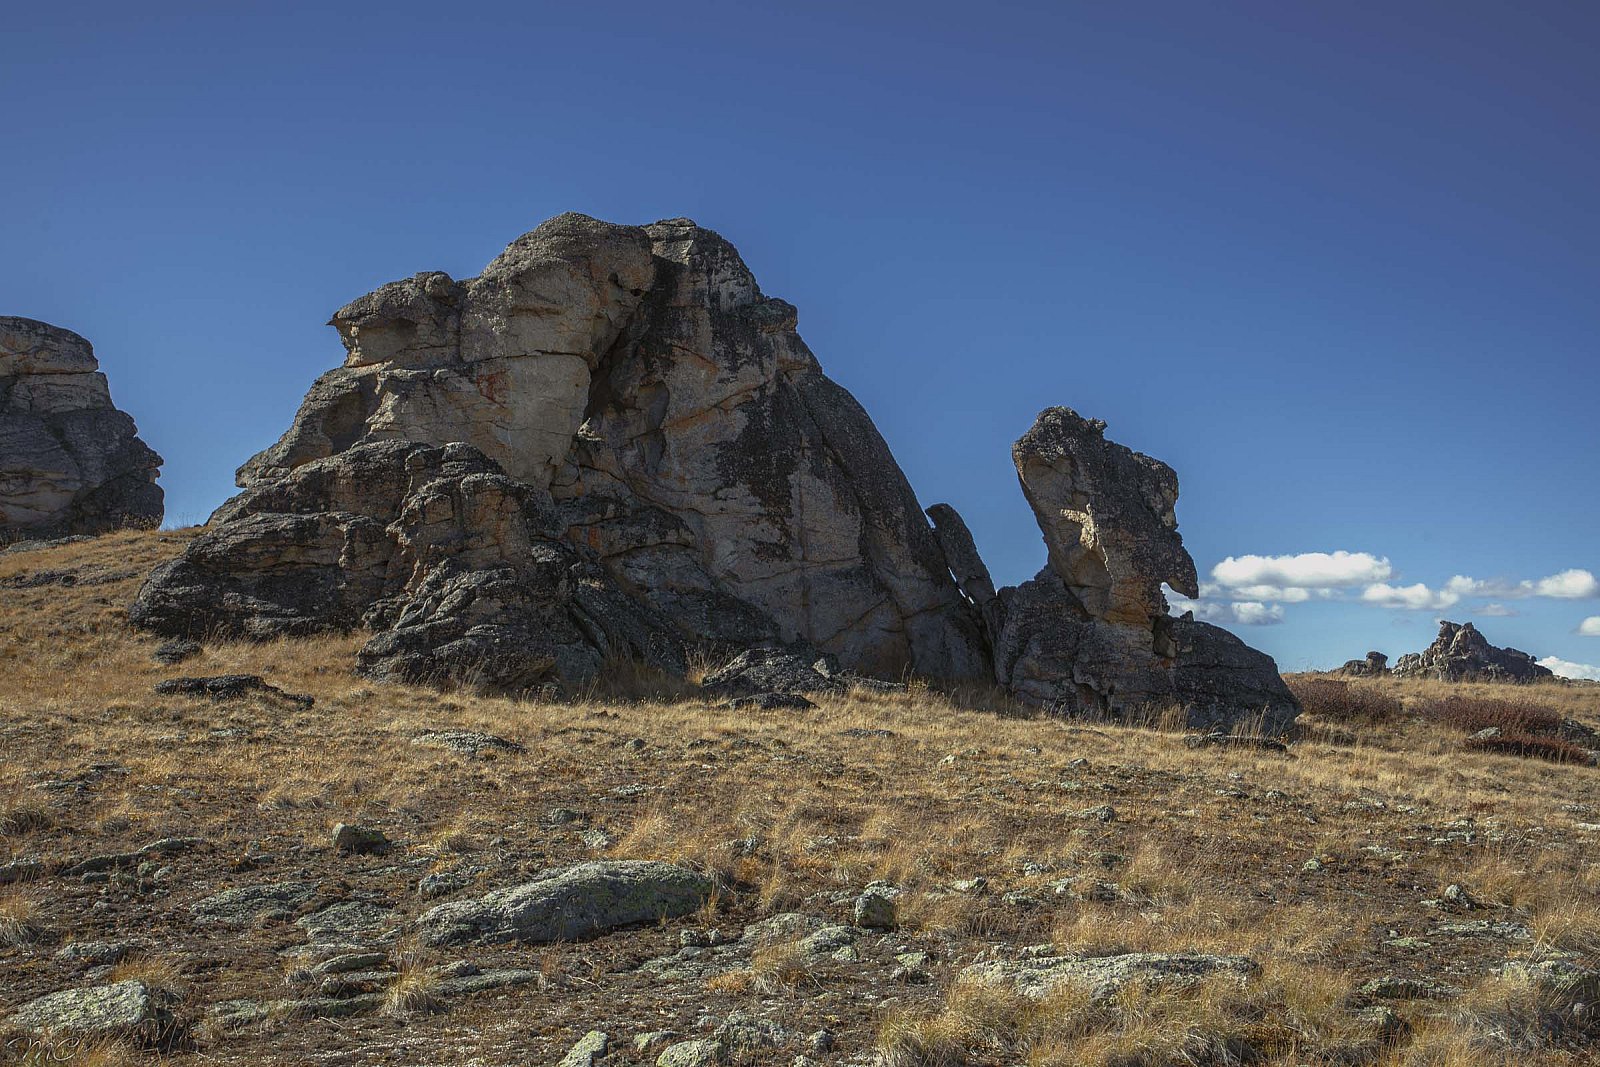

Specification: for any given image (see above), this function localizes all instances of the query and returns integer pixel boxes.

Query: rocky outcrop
[989,409,1298,733]
[1334,651,1390,677]
[159,214,986,682]
[0,318,162,539]
[1393,621,1553,682]
[130,214,1294,727]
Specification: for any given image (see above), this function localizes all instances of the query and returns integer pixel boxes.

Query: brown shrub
[1422,695,1562,736]
[1463,732,1589,765]
[1287,679,1402,724]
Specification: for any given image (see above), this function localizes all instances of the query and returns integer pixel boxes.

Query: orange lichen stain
[477,370,510,404]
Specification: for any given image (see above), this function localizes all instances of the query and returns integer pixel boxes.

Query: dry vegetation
[2,530,1599,1065]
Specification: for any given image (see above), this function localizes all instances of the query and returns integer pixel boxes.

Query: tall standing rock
[0,318,163,539]
[138,214,987,684]
[992,408,1297,733]
[1392,621,1553,682]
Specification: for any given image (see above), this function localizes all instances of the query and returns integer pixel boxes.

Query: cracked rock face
[217,213,987,682]
[991,408,1298,733]
[0,318,163,539]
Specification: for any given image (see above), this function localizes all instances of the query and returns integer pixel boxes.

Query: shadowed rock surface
[0,318,162,539]
[1393,621,1554,682]
[992,408,1298,732]
[1335,651,1390,677]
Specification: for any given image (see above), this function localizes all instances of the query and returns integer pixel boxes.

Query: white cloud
[1360,582,1461,611]
[1538,656,1600,682]
[1475,603,1519,617]
[1579,616,1600,637]
[1212,551,1391,592]
[1446,569,1599,601]
[1165,589,1284,626]
[1537,570,1600,598]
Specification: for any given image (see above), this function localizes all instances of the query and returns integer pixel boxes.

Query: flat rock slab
[414,860,713,946]
[191,880,319,925]
[9,980,175,1042]
[961,951,1258,1001]
[154,674,313,707]
[296,900,398,943]
[410,730,525,756]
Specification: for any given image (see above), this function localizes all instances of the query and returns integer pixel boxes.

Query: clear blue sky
[5,2,1597,674]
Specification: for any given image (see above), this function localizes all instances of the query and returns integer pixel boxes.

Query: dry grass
[1,530,1598,1064]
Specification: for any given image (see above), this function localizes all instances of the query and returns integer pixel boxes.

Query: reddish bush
[1288,679,1403,724]
[1421,695,1562,736]
[1463,731,1590,765]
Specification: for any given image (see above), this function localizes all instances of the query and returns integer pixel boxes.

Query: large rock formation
[1392,621,1553,682]
[972,408,1298,733]
[135,214,987,685]
[1332,651,1389,677]
[0,318,162,539]
[130,214,1296,731]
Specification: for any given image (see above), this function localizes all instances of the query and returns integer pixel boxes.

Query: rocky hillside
[3,531,1600,1065]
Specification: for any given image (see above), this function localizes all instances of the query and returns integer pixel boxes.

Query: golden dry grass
[0,529,1598,1064]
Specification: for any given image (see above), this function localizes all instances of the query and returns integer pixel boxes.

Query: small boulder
[656,1039,726,1067]
[414,860,714,946]
[556,1030,610,1067]
[852,884,900,929]
[153,638,201,665]
[962,951,1258,1002]
[331,823,391,855]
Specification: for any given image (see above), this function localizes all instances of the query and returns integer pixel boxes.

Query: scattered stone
[418,870,476,899]
[190,880,319,925]
[1432,919,1533,942]
[852,884,899,929]
[0,858,47,885]
[557,1030,610,1067]
[62,836,202,877]
[1075,804,1118,823]
[331,823,391,855]
[0,317,163,539]
[721,691,817,711]
[296,900,397,943]
[414,860,714,946]
[410,730,525,756]
[656,1038,726,1067]
[962,951,1258,1001]
[53,941,137,967]
[580,828,615,851]
[8,980,176,1044]
[153,638,201,665]
[701,647,846,700]
[1183,732,1289,753]
[153,674,313,707]
[1355,976,1461,1002]
[634,1031,677,1052]
[310,951,388,976]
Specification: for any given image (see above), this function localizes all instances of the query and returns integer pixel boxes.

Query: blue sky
[4,2,1597,674]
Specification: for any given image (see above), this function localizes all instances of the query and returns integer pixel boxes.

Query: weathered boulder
[992,409,1297,733]
[7,980,177,1043]
[1393,621,1553,682]
[0,317,162,539]
[1335,651,1390,677]
[222,214,986,682]
[413,860,714,946]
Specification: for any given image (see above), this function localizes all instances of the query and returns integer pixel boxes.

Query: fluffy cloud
[1538,656,1600,682]
[1212,551,1391,592]
[1475,603,1519,617]
[1360,583,1461,611]
[1579,616,1600,637]
[1165,589,1284,626]
[1445,569,1599,600]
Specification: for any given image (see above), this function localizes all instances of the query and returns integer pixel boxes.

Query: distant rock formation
[0,318,162,540]
[972,408,1298,733]
[131,213,1297,731]
[1392,621,1553,682]
[1334,651,1389,677]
